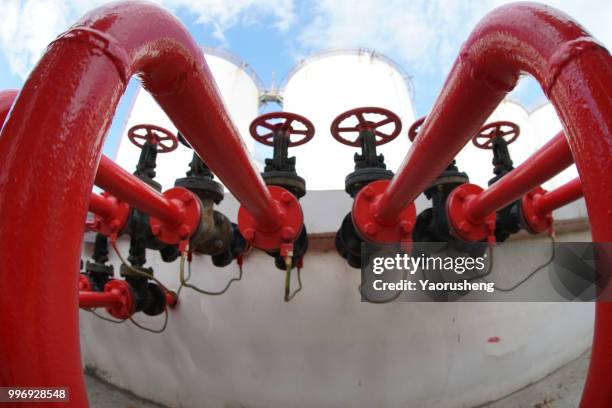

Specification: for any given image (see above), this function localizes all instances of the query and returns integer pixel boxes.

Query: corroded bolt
[242,228,256,242]
[364,222,378,236]
[280,192,293,205]
[530,215,539,225]
[150,224,161,236]
[281,226,296,241]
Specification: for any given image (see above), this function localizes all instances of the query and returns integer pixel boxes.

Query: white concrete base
[80,226,594,408]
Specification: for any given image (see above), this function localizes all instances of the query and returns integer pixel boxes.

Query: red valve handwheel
[249,112,315,147]
[128,124,178,153]
[331,107,402,147]
[472,121,520,149]
[408,116,426,142]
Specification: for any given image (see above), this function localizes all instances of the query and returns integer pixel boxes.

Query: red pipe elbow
[0,2,286,405]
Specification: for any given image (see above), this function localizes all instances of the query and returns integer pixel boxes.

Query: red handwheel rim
[331,107,402,147]
[472,121,520,149]
[128,124,178,153]
[249,112,315,147]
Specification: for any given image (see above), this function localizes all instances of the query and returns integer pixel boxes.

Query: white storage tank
[281,49,415,191]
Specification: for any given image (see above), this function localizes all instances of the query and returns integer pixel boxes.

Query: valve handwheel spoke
[472,121,520,149]
[249,112,315,147]
[128,124,178,153]
[331,107,402,147]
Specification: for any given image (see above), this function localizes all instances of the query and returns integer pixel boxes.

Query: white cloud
[163,0,295,40]
[296,0,612,76]
[0,0,296,78]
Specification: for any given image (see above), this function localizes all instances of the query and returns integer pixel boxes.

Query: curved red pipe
[368,3,612,406]
[0,89,18,125]
[0,2,279,405]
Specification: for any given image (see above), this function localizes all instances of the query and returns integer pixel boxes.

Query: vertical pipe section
[536,177,583,214]
[466,132,572,221]
[0,2,280,405]
[367,4,612,406]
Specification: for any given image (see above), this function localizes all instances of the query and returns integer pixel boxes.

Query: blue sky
[0,0,609,157]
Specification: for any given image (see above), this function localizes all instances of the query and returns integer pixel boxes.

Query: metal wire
[85,308,126,324]
[359,267,408,304]
[468,234,556,292]
[178,248,243,296]
[129,310,169,334]
[110,241,176,298]
[108,242,171,334]
[284,257,302,302]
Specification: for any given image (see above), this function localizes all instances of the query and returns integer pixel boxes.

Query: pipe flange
[352,179,416,243]
[149,187,202,245]
[104,279,134,320]
[79,274,92,291]
[520,187,552,234]
[237,185,304,251]
[91,192,129,238]
[446,183,496,242]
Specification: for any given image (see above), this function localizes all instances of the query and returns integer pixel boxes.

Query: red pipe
[79,290,123,309]
[373,5,611,231]
[95,155,183,226]
[468,131,572,221]
[0,2,284,405]
[89,192,116,219]
[357,3,612,405]
[535,177,583,214]
[0,89,18,125]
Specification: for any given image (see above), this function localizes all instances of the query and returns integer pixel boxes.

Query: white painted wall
[80,215,593,408]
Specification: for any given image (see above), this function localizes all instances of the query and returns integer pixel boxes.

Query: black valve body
[336,130,394,268]
[488,137,521,242]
